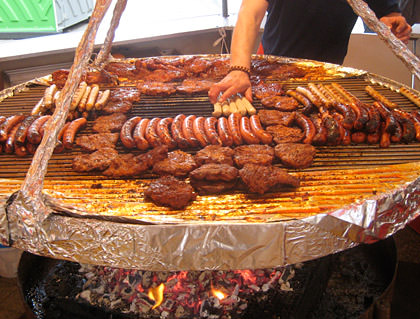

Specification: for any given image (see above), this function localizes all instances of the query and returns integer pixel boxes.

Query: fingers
[380,16,412,44]
[244,87,253,102]
[208,83,227,104]
[208,71,252,104]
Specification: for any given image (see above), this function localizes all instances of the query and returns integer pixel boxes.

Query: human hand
[380,14,412,44]
[208,70,253,104]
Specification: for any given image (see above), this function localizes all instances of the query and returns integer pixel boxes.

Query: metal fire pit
[17,237,397,319]
[1,55,420,271]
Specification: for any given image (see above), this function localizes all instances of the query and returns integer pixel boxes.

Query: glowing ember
[212,288,227,300]
[77,265,295,318]
[147,283,165,309]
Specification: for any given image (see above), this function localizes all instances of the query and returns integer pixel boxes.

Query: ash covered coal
[76,266,297,319]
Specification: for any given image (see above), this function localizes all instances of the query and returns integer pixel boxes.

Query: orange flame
[211,288,227,300]
[148,283,165,309]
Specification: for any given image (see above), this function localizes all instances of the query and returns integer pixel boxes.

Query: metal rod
[222,0,228,18]
[412,39,417,88]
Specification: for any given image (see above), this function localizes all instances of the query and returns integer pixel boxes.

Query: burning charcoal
[175,305,192,318]
[142,271,152,288]
[200,297,223,318]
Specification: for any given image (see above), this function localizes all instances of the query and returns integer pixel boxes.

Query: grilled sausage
[379,122,391,148]
[0,115,26,142]
[409,111,420,141]
[249,114,273,145]
[322,114,340,145]
[62,117,87,149]
[70,81,88,111]
[400,86,420,108]
[77,85,91,112]
[85,84,99,111]
[228,113,243,146]
[182,115,200,148]
[294,113,316,144]
[332,113,351,146]
[365,104,381,133]
[390,120,402,143]
[14,115,38,146]
[367,130,381,145]
[26,142,38,155]
[239,97,257,115]
[373,101,398,134]
[296,86,322,108]
[193,116,211,147]
[286,89,313,109]
[145,117,163,148]
[14,143,28,157]
[54,121,71,153]
[217,116,234,146]
[157,117,177,149]
[365,85,398,109]
[95,89,110,110]
[332,103,356,129]
[171,114,189,149]
[27,115,51,144]
[240,116,260,144]
[43,84,57,110]
[351,131,367,144]
[310,114,328,145]
[212,102,223,117]
[308,83,332,108]
[5,124,20,154]
[393,109,416,143]
[120,116,142,149]
[204,117,223,145]
[133,118,150,150]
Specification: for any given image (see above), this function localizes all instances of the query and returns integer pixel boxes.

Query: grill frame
[1,55,420,271]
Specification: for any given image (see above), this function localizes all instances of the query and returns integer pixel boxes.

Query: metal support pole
[412,39,416,89]
[222,0,228,17]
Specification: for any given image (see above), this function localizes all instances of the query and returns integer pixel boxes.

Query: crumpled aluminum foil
[2,164,419,271]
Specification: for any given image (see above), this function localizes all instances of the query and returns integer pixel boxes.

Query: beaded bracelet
[228,65,251,76]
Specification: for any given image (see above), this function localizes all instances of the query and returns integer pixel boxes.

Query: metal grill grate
[1,77,419,180]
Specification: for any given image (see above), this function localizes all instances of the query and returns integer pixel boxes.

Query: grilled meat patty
[144,175,196,209]
[274,143,317,169]
[239,163,300,194]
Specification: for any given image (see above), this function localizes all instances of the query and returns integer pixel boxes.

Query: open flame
[211,288,227,300]
[147,283,165,309]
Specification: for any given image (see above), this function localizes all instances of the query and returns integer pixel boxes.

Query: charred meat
[72,147,119,172]
[233,144,275,168]
[260,96,300,111]
[92,113,127,133]
[194,145,234,166]
[102,153,149,177]
[258,109,296,127]
[176,79,215,95]
[152,150,197,177]
[266,124,304,144]
[75,133,119,152]
[274,143,317,169]
[136,81,176,96]
[239,163,300,194]
[189,163,238,182]
[144,175,196,209]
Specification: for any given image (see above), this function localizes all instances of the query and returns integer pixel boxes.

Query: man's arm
[208,0,268,104]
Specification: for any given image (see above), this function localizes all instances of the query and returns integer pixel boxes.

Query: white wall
[343,32,418,90]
